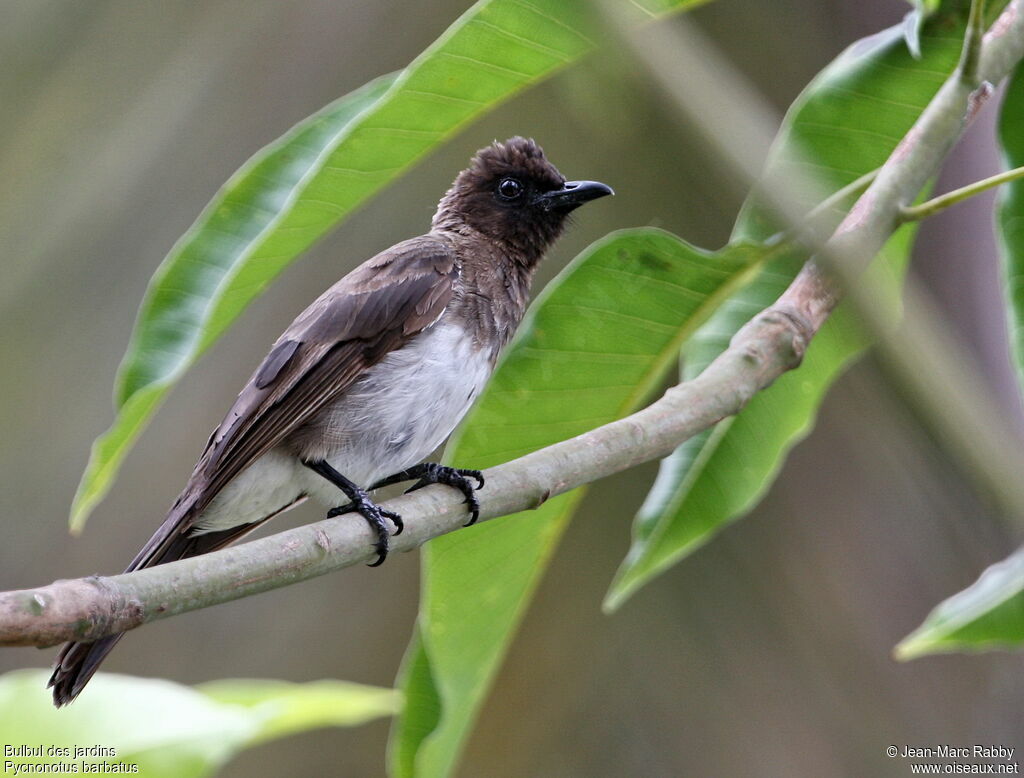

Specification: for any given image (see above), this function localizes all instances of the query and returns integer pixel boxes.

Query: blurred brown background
[2,0,1023,775]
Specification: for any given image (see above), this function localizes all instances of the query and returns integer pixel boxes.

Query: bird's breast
[294,319,494,498]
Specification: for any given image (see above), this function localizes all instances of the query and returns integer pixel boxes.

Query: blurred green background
[2,0,1022,775]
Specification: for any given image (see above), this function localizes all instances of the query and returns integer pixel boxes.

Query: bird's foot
[373,463,484,526]
[326,490,403,567]
[304,459,403,567]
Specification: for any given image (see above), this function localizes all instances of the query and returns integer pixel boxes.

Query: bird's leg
[371,463,485,526]
[303,459,402,567]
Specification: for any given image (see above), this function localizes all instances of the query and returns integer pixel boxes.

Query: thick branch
[2,1,1023,648]
[2,327,796,648]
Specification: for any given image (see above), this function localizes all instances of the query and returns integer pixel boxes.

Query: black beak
[534,180,614,212]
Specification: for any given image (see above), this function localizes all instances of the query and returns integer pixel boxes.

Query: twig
[901,164,1024,221]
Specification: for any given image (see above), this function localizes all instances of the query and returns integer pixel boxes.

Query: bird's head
[433,137,613,265]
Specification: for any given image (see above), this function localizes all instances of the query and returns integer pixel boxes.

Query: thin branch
[901,164,1024,221]
[1,1,1023,648]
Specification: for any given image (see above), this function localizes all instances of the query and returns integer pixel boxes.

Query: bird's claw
[385,509,404,536]
[327,494,403,566]
[401,465,484,526]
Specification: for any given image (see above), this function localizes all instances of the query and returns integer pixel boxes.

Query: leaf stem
[796,167,881,235]
[960,0,988,85]
[765,167,880,247]
[900,164,1024,222]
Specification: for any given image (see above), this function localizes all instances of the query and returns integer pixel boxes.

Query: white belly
[193,320,491,533]
[296,320,492,506]
[191,448,304,533]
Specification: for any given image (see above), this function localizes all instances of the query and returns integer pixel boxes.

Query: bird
[48,136,612,706]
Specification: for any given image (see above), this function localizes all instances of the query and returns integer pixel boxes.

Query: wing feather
[125,235,457,571]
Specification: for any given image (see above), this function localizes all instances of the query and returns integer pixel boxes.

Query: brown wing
[53,237,456,707]
[126,234,457,572]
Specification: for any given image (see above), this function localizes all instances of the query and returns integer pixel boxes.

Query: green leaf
[195,678,403,742]
[0,670,399,778]
[69,73,395,532]
[605,16,967,611]
[896,547,1024,659]
[909,64,1024,656]
[998,64,1024,406]
[388,627,442,776]
[70,0,708,532]
[390,229,775,778]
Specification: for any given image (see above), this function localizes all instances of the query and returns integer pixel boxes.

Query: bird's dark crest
[432,137,571,263]
[464,136,565,192]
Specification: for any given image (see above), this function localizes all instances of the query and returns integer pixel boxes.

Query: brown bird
[49,136,612,706]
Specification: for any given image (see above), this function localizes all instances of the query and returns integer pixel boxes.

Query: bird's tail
[49,634,124,706]
[47,495,306,707]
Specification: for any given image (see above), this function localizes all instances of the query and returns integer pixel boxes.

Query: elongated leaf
[908,64,1024,655]
[390,229,773,778]
[70,74,394,531]
[896,547,1024,658]
[605,16,966,611]
[0,671,399,778]
[196,678,403,742]
[71,0,707,531]
[998,64,1024,405]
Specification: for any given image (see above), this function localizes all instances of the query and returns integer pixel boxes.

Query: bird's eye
[496,177,524,200]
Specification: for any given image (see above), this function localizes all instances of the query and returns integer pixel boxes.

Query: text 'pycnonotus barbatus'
[49,137,613,705]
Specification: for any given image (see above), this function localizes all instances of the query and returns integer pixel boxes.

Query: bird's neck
[431,211,554,270]
[434,229,537,361]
